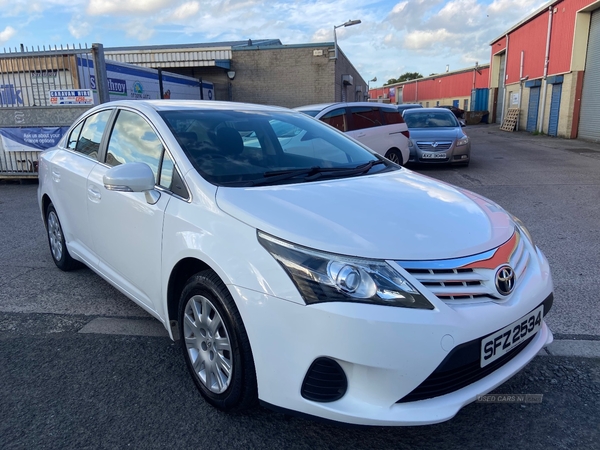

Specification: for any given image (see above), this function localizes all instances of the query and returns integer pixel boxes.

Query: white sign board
[49,89,94,106]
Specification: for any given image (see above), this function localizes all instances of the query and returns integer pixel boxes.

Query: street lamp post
[332,19,361,60]
[367,76,377,99]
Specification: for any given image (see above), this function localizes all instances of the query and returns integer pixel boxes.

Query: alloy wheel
[183,295,233,394]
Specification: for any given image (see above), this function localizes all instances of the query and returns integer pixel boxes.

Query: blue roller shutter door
[526,87,540,132]
[548,83,562,137]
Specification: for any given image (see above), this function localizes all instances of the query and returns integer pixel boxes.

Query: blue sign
[0,127,69,151]
[0,85,24,106]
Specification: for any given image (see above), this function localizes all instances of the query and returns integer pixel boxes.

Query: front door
[86,109,171,312]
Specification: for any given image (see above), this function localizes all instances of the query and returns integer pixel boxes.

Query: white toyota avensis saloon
[38,100,554,426]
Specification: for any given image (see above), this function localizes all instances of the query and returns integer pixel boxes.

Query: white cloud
[68,17,90,39]
[404,28,455,50]
[0,26,16,44]
[164,1,200,21]
[87,0,173,16]
[123,19,156,40]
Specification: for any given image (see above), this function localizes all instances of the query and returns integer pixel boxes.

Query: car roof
[294,102,398,112]
[92,99,293,113]
[403,107,456,114]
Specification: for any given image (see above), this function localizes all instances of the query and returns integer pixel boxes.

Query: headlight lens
[408,139,415,148]
[258,231,434,309]
[511,215,535,247]
[456,136,469,146]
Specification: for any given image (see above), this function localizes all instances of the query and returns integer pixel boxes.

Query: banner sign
[0,127,69,152]
[49,89,94,105]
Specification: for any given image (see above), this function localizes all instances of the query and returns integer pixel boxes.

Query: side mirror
[459,120,466,127]
[103,162,160,204]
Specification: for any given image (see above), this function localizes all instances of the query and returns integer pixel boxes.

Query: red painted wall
[399,67,490,102]
[491,0,597,81]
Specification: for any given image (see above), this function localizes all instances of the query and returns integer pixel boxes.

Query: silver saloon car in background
[403,108,471,166]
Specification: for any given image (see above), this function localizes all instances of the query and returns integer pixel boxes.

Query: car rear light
[401,130,410,139]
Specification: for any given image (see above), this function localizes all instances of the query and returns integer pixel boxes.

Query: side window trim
[102,107,192,201]
[67,108,115,161]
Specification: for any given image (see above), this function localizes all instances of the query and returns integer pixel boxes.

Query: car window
[320,108,347,132]
[106,110,165,181]
[269,119,348,164]
[159,109,394,186]
[349,106,383,131]
[74,110,112,158]
[66,121,83,150]
[404,112,458,128]
[381,107,405,125]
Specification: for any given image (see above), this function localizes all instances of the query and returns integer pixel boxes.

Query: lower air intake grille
[397,293,552,403]
[301,357,347,402]
[397,334,534,403]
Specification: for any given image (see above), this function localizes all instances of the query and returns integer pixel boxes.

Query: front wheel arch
[167,257,214,338]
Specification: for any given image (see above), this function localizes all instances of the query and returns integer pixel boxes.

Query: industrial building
[489,0,600,139]
[369,64,491,113]
[104,40,367,108]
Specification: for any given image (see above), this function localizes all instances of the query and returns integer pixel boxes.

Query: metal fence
[0,44,95,108]
[0,44,100,178]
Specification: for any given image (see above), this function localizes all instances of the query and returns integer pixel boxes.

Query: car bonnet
[215,169,513,261]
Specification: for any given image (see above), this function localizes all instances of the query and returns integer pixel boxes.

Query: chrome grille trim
[395,230,530,304]
[416,141,453,151]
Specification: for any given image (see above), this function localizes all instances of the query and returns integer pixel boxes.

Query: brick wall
[231,45,366,108]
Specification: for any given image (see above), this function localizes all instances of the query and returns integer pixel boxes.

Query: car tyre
[385,149,404,166]
[179,270,257,411]
[45,203,80,271]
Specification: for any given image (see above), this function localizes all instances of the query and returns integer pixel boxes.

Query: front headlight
[258,231,434,309]
[511,215,535,247]
[456,136,469,146]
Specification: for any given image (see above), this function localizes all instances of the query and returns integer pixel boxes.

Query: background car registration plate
[422,152,446,159]
[480,305,544,368]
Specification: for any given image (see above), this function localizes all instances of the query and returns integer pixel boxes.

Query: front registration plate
[422,152,446,159]
[480,305,544,368]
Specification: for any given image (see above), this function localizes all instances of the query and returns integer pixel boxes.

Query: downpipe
[538,7,554,133]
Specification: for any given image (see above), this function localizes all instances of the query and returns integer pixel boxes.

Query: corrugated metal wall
[394,67,489,103]
[105,49,232,68]
[578,9,600,141]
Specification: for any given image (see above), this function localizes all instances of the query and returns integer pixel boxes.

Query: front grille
[416,141,453,150]
[301,357,347,402]
[396,230,529,304]
[397,293,553,403]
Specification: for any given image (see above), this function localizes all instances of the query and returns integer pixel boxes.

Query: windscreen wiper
[248,160,386,186]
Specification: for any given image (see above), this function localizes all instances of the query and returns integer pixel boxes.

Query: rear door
[347,106,384,154]
[47,109,113,266]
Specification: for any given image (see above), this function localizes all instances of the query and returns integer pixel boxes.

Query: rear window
[349,106,382,131]
[381,107,405,125]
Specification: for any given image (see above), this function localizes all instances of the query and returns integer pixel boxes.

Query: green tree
[386,72,423,85]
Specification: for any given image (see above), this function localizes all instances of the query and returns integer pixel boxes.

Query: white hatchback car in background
[295,102,410,165]
[38,100,553,426]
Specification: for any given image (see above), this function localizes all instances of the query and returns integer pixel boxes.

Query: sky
[0,0,549,86]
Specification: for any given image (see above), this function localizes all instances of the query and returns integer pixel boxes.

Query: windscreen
[404,111,459,128]
[159,109,396,186]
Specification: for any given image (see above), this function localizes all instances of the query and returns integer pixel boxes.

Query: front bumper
[408,142,470,164]
[232,266,553,425]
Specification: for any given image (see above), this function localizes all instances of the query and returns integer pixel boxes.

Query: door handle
[357,132,366,137]
[88,186,101,201]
